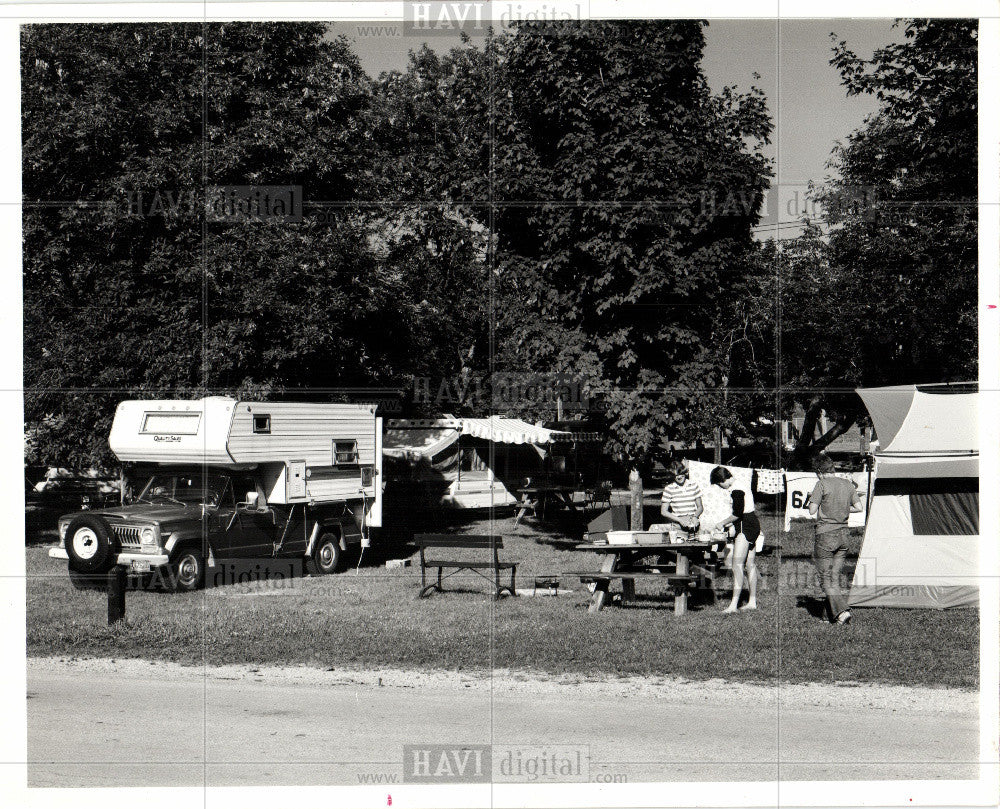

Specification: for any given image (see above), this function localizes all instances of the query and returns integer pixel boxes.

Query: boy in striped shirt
[660,462,703,530]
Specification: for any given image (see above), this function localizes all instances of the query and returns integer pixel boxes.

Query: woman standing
[660,461,703,532]
[709,466,762,613]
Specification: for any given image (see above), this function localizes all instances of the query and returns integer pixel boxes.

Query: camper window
[333,440,358,465]
[252,415,271,434]
[140,411,201,435]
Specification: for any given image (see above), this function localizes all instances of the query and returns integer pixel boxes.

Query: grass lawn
[26,507,979,688]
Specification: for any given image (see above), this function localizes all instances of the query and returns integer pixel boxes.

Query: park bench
[414,534,517,600]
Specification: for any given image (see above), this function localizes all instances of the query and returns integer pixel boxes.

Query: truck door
[211,479,250,560]
[230,474,276,558]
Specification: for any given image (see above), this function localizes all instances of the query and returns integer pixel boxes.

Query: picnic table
[512,483,581,526]
[571,536,725,614]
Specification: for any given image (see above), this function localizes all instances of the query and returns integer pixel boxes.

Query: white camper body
[109,397,383,524]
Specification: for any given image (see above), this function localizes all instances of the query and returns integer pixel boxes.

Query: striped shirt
[661,480,702,516]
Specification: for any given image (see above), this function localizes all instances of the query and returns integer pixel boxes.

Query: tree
[730,19,978,467]
[820,18,977,386]
[374,24,776,463]
[370,42,496,414]
[491,21,773,467]
[22,23,433,467]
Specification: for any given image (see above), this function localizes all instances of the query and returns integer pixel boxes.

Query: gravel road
[27,656,979,788]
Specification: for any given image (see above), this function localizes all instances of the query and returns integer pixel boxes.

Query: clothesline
[682,459,873,533]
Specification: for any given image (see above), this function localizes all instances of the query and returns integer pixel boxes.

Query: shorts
[736,511,761,544]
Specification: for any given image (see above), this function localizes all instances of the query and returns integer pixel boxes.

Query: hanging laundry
[687,460,755,530]
[755,467,786,495]
[784,471,873,531]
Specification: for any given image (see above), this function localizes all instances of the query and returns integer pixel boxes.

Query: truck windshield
[136,473,229,507]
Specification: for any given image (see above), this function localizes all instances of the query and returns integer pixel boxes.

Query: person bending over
[709,466,762,613]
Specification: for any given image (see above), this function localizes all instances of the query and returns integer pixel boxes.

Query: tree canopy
[23,19,977,471]
[23,23,490,466]
[373,22,773,465]
[733,19,978,466]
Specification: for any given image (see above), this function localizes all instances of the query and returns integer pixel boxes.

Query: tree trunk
[629,469,643,531]
[789,397,823,469]
[811,416,857,453]
[790,396,859,469]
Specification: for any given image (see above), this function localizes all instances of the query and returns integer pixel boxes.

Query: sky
[330,18,903,238]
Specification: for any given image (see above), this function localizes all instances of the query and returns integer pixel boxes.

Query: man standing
[808,455,863,624]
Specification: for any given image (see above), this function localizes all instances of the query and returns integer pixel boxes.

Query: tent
[383,416,597,509]
[848,383,979,609]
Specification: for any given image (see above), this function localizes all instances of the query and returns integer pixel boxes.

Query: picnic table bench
[414,534,517,600]
[512,484,581,526]
[571,539,724,614]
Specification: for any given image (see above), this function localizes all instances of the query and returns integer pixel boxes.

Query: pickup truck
[50,466,363,591]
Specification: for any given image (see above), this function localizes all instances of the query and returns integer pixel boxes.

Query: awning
[458,417,570,445]
[387,416,601,446]
[554,431,602,443]
[383,427,460,460]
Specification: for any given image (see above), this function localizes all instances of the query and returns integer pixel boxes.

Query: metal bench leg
[497,565,516,598]
[418,566,444,599]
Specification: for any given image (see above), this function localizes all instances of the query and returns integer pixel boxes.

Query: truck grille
[111,525,142,549]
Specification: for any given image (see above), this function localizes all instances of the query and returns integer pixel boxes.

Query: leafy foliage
[23,23,486,465]
[379,22,773,465]
[730,19,979,466]
[818,19,978,387]
[25,19,973,472]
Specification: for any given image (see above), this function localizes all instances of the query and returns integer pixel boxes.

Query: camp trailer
[50,397,383,590]
[382,416,602,511]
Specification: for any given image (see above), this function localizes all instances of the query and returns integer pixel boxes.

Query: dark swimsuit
[731,489,761,544]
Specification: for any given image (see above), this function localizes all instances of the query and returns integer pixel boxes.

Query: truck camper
[49,397,383,590]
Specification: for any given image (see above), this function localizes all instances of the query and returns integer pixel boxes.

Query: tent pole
[865,455,873,523]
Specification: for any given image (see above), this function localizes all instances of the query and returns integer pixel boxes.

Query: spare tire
[64,515,119,575]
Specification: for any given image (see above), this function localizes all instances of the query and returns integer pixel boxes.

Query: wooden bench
[414,534,517,600]
[571,571,699,591]
[569,570,700,613]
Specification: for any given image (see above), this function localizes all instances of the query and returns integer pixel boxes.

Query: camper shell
[50,398,383,590]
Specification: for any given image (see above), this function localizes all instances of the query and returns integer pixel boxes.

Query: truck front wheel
[308,532,342,574]
[167,546,205,592]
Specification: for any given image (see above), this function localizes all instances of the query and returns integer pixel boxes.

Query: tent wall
[849,383,979,610]
[848,484,979,609]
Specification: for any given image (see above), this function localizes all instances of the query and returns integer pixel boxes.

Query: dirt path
[27,656,978,788]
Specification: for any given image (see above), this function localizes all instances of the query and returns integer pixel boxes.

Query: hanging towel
[755,467,786,495]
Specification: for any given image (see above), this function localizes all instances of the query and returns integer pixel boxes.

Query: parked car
[25,475,119,538]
